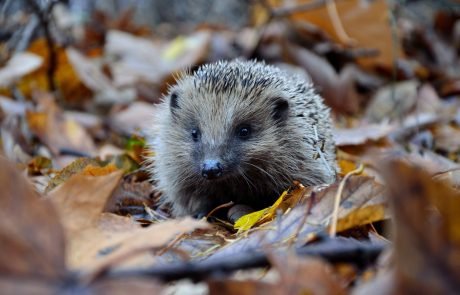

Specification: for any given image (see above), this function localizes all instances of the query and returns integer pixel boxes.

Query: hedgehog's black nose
[202,160,223,180]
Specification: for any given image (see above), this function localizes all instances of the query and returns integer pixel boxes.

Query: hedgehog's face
[165,83,290,183]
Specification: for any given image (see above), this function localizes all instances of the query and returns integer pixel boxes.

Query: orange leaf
[81,164,119,177]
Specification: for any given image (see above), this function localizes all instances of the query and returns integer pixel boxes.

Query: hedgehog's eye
[236,125,251,139]
[191,128,200,142]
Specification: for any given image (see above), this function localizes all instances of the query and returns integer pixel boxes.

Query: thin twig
[206,201,234,218]
[329,163,364,238]
[25,0,61,93]
[156,233,187,256]
[325,0,356,45]
[431,167,460,179]
[103,237,384,282]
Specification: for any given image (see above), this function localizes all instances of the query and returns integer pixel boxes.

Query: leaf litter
[1,1,460,294]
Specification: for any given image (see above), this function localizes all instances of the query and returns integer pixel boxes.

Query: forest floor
[1,1,460,294]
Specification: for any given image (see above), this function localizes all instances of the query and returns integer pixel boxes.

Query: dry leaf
[335,204,386,234]
[334,124,395,146]
[89,278,163,295]
[234,191,286,232]
[270,254,347,295]
[106,30,210,87]
[109,101,156,135]
[80,216,208,273]
[0,53,43,87]
[48,170,207,270]
[208,279,278,295]
[48,170,123,236]
[433,124,460,153]
[0,156,66,279]
[234,183,306,232]
[365,81,419,123]
[66,47,135,105]
[384,159,460,294]
[26,94,96,156]
[288,0,399,69]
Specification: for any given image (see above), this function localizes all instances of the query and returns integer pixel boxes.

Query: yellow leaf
[234,190,288,232]
[332,204,386,233]
[338,159,359,175]
[162,36,186,60]
[260,190,287,220]
[234,209,267,232]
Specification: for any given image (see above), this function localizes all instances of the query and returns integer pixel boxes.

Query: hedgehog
[147,60,337,217]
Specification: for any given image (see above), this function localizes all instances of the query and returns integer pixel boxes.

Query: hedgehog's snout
[201,159,223,180]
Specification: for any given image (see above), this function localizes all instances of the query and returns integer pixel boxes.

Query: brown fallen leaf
[104,170,159,216]
[0,277,57,295]
[0,156,66,279]
[81,215,208,274]
[48,170,124,237]
[383,159,460,294]
[335,204,386,234]
[208,279,278,295]
[66,47,136,105]
[270,254,347,295]
[405,148,460,175]
[89,278,163,295]
[334,124,395,146]
[26,93,96,156]
[432,124,460,154]
[365,80,419,123]
[109,101,157,135]
[305,176,385,224]
[48,170,207,271]
[0,156,165,294]
[105,30,211,87]
[283,43,361,114]
[288,0,399,69]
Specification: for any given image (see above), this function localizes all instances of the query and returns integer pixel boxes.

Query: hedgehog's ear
[272,98,289,123]
[170,92,180,114]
